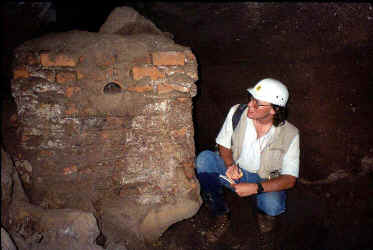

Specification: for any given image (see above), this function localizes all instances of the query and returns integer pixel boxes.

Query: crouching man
[195,78,300,248]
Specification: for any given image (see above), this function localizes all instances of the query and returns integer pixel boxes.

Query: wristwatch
[256,182,264,194]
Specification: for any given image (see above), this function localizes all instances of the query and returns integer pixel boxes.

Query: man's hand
[231,183,258,197]
[225,165,243,180]
[232,175,297,197]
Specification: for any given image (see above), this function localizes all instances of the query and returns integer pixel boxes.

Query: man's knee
[257,191,286,216]
[195,150,217,173]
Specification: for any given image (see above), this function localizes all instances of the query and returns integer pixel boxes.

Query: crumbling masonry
[8,7,201,248]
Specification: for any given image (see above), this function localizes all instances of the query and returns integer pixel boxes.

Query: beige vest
[231,104,298,179]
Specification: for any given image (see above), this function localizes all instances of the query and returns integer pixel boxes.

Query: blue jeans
[195,150,286,216]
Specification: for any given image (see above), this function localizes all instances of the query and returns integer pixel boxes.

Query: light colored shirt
[215,105,300,177]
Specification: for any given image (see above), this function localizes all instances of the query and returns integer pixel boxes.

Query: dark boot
[257,212,276,233]
[201,191,230,243]
[205,213,231,243]
[198,172,231,242]
[256,212,277,250]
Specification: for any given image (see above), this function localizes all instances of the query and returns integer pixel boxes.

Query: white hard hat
[247,78,289,107]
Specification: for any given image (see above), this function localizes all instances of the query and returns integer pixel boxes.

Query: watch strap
[256,182,264,194]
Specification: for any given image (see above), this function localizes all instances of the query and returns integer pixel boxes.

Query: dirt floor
[149,174,373,250]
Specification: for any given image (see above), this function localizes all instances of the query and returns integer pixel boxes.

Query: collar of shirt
[247,118,275,149]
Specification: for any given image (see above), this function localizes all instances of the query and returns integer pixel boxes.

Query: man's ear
[270,106,277,115]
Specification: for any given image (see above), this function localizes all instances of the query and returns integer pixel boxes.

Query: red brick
[13,67,29,79]
[127,85,153,93]
[56,71,77,83]
[171,127,187,137]
[132,55,151,65]
[65,87,81,98]
[131,66,165,80]
[40,53,76,67]
[152,51,185,66]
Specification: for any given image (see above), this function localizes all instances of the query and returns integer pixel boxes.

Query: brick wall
[10,30,199,209]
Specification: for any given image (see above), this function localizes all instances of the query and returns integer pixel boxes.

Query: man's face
[247,96,275,121]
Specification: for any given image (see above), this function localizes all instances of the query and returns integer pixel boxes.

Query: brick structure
[8,7,201,248]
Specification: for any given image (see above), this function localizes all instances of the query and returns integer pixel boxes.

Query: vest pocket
[261,148,284,179]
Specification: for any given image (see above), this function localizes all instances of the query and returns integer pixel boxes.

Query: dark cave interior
[1,2,373,250]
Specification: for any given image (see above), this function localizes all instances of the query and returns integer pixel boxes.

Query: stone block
[157,84,174,94]
[157,83,188,94]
